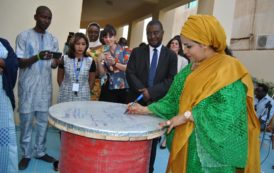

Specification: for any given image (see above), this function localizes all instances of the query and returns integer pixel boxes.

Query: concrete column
[152,9,160,20]
[127,23,133,48]
[197,0,215,15]
[197,0,236,45]
[116,27,124,41]
[129,20,146,49]
[159,5,197,45]
[159,9,177,45]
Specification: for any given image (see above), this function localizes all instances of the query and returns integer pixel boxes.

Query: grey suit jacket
[126,45,177,104]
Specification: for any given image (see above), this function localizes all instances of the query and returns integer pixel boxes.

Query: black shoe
[36,154,56,163]
[53,160,59,171]
[160,144,166,150]
[18,158,31,170]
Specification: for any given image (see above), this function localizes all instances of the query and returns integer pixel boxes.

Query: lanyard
[74,58,83,83]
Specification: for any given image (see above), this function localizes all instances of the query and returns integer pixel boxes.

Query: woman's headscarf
[181,15,227,53]
[87,22,102,48]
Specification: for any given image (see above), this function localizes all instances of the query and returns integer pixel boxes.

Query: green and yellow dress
[87,45,103,100]
[148,54,260,173]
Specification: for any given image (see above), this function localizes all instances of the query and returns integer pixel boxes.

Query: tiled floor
[17,128,60,173]
[16,128,273,173]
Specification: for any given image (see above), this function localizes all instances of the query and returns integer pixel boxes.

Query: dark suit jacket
[126,45,177,105]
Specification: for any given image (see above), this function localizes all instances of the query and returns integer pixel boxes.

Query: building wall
[160,9,176,45]
[231,0,274,83]
[0,0,83,49]
[198,0,236,45]
[172,5,197,39]
[0,0,83,124]
[129,20,146,49]
[116,27,124,43]
[197,0,274,83]
[213,0,236,45]
[234,50,274,82]
[157,4,197,45]
[231,0,274,50]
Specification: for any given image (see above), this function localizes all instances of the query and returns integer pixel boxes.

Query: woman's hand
[105,55,115,66]
[127,103,151,115]
[160,112,193,134]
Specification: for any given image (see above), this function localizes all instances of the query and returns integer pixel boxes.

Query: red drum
[49,101,165,173]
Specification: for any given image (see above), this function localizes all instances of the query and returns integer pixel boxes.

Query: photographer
[15,6,59,170]
[254,83,274,130]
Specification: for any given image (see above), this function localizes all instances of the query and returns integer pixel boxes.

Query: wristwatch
[184,111,192,120]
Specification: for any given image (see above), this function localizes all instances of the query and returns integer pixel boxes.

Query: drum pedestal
[59,132,152,173]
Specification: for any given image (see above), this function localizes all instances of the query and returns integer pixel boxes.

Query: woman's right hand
[127,103,150,115]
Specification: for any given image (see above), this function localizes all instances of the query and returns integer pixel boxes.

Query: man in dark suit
[126,20,177,173]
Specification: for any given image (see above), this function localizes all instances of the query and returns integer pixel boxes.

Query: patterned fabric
[148,64,191,149]
[107,45,131,90]
[87,46,103,61]
[15,29,59,113]
[58,55,93,103]
[87,46,103,100]
[0,76,18,173]
[189,80,247,172]
[148,65,249,172]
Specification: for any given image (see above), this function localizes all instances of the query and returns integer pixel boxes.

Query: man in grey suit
[126,19,177,173]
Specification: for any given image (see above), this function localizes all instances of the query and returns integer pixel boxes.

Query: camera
[51,52,62,59]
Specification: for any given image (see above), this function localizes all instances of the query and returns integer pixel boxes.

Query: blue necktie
[148,48,158,87]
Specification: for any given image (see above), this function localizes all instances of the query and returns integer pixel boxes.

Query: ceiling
[81,0,159,28]
[80,0,189,28]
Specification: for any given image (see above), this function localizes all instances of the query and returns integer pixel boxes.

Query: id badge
[72,83,79,92]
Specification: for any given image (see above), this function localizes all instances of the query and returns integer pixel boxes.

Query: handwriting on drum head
[61,106,138,128]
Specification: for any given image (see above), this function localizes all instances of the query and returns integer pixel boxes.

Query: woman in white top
[167,35,189,72]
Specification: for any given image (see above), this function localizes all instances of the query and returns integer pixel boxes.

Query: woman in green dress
[127,15,260,173]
